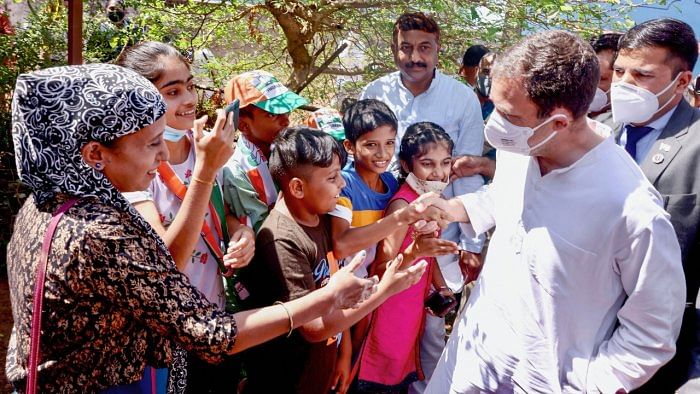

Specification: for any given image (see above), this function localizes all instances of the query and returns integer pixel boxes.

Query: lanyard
[157,162,233,276]
[239,135,278,207]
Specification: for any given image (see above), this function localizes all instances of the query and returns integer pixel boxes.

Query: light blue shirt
[619,104,678,164]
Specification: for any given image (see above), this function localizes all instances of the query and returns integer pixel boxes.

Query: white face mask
[484,110,565,156]
[405,172,449,195]
[588,87,609,113]
[610,73,681,124]
[163,125,188,142]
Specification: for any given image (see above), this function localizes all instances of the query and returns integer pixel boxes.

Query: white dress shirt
[361,69,486,288]
[426,122,685,393]
[360,69,482,149]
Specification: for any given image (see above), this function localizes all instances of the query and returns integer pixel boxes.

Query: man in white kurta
[427,30,685,393]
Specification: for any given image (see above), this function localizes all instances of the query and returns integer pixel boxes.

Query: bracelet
[191,176,214,186]
[274,301,294,338]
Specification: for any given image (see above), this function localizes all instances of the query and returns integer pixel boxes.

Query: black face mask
[476,75,491,98]
[107,10,125,23]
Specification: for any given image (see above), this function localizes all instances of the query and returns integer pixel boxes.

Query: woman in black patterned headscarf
[6,64,377,393]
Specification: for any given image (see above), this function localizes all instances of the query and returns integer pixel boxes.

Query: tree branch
[295,42,348,93]
[320,66,393,77]
[323,0,404,12]
[264,0,314,88]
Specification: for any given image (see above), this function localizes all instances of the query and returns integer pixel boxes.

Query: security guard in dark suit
[611,18,700,393]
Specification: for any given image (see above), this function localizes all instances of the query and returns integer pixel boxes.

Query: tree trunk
[264,1,314,91]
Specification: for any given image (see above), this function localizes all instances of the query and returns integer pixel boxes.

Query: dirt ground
[1,275,12,392]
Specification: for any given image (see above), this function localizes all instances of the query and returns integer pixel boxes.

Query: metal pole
[67,0,83,65]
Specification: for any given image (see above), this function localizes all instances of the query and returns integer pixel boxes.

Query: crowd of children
[113,33,470,392]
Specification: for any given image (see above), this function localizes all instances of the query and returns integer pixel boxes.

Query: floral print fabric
[6,196,238,392]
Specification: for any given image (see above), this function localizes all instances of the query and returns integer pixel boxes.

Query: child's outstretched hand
[406,231,459,260]
[327,251,379,310]
[223,225,255,269]
[412,219,440,235]
[397,192,453,229]
[192,109,236,180]
[377,254,428,297]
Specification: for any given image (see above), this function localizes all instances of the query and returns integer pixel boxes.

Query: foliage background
[0,0,647,269]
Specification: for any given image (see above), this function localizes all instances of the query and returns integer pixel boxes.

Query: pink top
[356,183,435,390]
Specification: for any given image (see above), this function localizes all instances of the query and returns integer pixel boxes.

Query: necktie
[624,125,654,160]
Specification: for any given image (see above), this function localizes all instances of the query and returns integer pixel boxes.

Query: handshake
[323,192,463,311]
[393,191,457,231]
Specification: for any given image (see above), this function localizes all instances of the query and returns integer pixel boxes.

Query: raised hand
[451,154,496,180]
[397,192,453,229]
[223,225,255,269]
[408,231,459,260]
[326,251,379,310]
[377,254,428,297]
[412,220,440,235]
[192,109,236,181]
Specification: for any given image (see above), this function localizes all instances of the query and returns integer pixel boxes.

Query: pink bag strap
[26,197,78,394]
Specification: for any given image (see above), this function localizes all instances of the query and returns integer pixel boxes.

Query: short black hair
[618,18,697,74]
[392,12,440,44]
[462,45,490,67]
[343,99,398,143]
[590,33,622,54]
[269,126,343,183]
[493,30,599,120]
[340,97,357,114]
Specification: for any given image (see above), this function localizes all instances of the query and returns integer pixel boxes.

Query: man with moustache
[360,12,486,393]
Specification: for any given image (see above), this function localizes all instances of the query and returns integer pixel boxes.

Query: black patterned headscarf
[12,64,172,259]
[12,63,166,210]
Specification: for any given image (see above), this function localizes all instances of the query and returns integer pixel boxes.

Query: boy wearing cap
[221,70,308,232]
[306,107,347,142]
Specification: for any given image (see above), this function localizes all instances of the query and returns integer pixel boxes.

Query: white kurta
[427,129,685,393]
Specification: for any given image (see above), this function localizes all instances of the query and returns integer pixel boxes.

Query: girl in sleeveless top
[356,122,458,393]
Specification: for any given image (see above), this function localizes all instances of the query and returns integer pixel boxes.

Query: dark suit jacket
[626,99,700,392]
[591,110,615,129]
